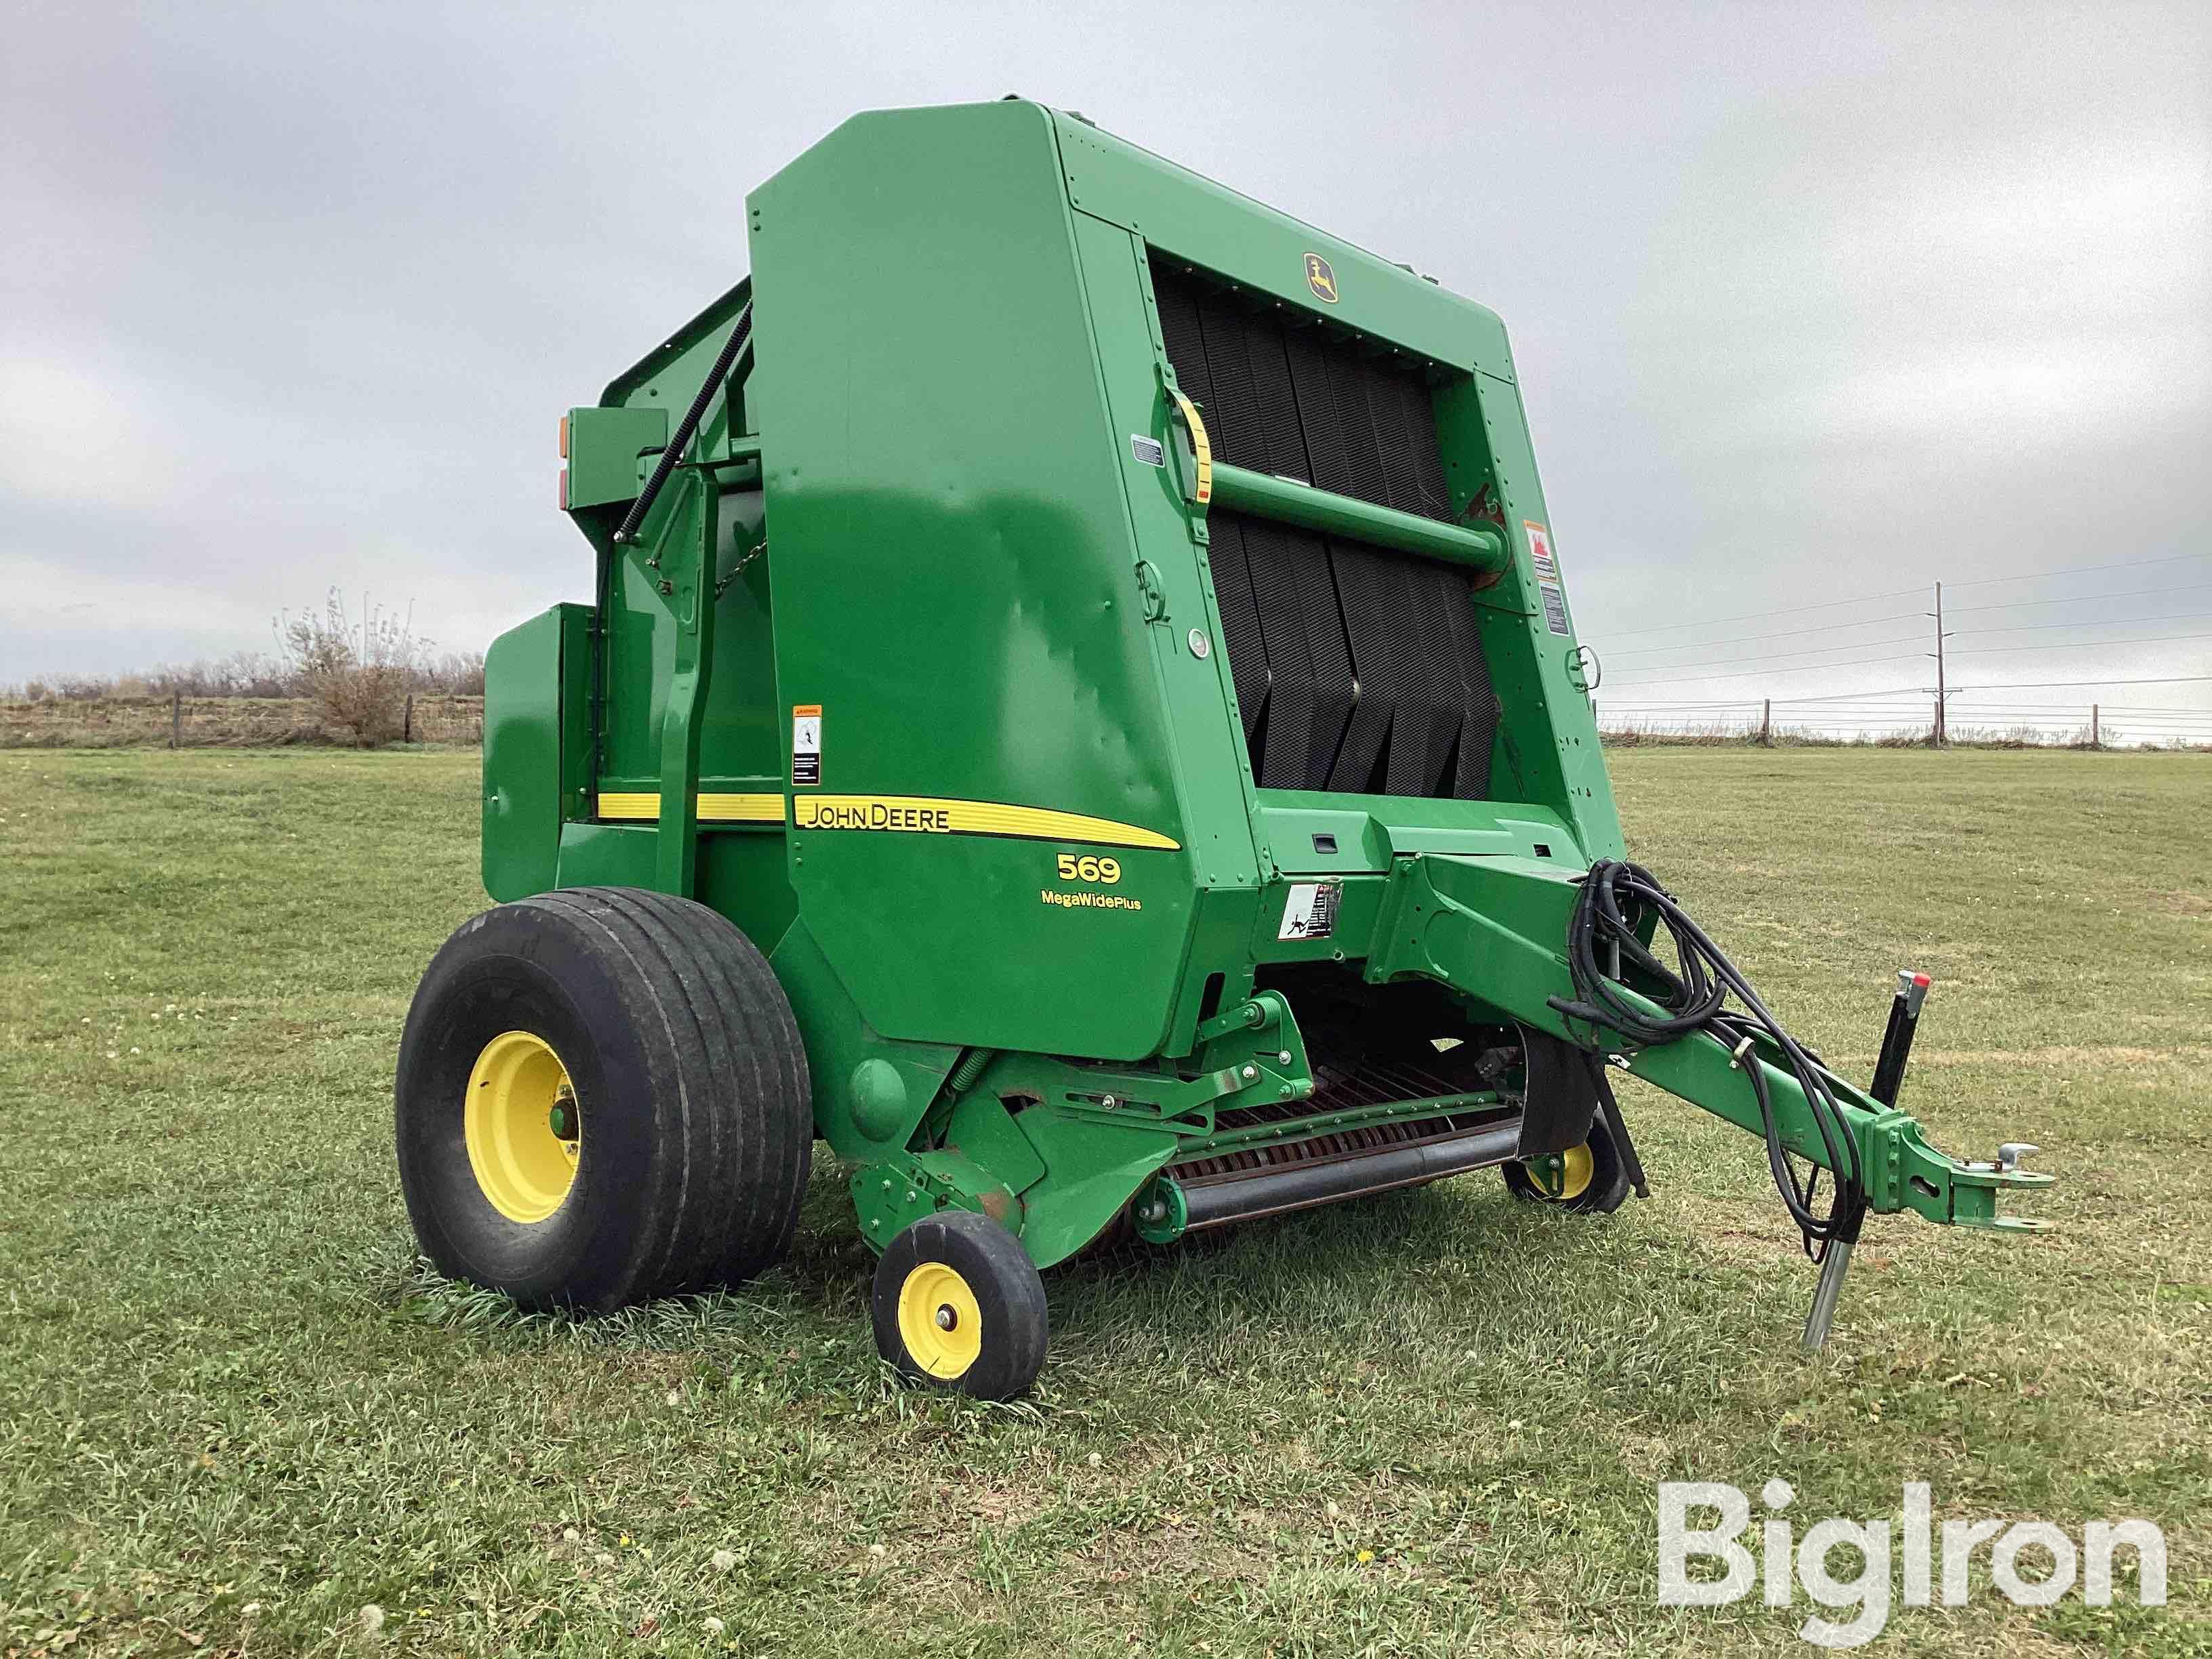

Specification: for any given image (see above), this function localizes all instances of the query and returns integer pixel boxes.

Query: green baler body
[484,101,2043,1270]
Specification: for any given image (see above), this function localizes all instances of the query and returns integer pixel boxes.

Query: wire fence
[0,694,485,750]
[1592,695,2212,750]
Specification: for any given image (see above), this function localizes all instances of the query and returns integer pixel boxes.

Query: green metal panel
[482,603,592,902]
[593,453,782,802]
[1052,112,1515,379]
[746,102,1213,1061]
[562,405,668,511]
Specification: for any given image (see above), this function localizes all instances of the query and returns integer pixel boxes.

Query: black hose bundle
[1554,860,1866,1258]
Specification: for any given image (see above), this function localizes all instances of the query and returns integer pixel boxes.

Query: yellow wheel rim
[464,1030,581,1223]
[1532,1143,1595,1202]
[896,1261,983,1379]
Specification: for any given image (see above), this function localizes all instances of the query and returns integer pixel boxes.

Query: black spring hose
[1557,860,1866,1258]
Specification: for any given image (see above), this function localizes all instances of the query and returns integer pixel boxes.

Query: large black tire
[871,1211,1048,1401]
[1502,1109,1633,1215]
[396,886,812,1311]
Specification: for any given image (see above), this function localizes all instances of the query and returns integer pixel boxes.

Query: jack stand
[1801,1206,1864,1351]
[1804,970,1930,1351]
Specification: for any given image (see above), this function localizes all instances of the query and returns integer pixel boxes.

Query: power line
[1618,617,2212,677]
[1951,632,2212,655]
[1609,635,1926,672]
[1609,653,1927,686]
[1597,588,1924,641]
[1603,611,1919,657]
[1596,686,1931,707]
[1950,674,2212,691]
[1947,582,2212,616]
[1588,553,2211,645]
[1954,610,2212,637]
[1943,551,2211,590]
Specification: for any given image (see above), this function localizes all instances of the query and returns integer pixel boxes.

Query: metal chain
[716,540,767,598]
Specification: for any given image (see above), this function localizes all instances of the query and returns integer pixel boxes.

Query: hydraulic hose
[613,303,754,548]
[1555,860,1867,1258]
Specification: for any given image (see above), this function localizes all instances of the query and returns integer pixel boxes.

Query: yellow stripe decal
[1173,390,1213,504]
[596,790,1179,850]
[796,794,1179,850]
[596,792,785,824]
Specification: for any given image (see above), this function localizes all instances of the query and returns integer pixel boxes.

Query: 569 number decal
[1054,853,1122,884]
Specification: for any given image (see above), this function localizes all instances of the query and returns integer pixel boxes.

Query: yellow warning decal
[1172,390,1212,505]
[597,792,785,823]
[794,794,1179,850]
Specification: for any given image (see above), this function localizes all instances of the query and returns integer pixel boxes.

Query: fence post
[170,690,181,750]
[2091,704,2100,749]
[1760,699,1771,747]
[403,692,413,744]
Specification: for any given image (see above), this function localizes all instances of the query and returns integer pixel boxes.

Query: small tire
[871,1211,1048,1401]
[1502,1111,1631,1215]
[396,886,812,1311]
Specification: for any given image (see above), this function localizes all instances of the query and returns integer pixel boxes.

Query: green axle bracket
[853,991,1328,1269]
[959,989,1317,1138]
[1362,853,2054,1231]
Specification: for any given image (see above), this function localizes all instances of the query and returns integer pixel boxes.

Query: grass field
[3,747,2206,1656]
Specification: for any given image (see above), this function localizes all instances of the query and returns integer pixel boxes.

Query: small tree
[274,589,426,746]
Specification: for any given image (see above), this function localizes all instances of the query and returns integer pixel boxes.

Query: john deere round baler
[396,100,2049,1399]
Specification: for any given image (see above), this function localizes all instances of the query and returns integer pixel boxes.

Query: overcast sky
[4,2,2207,727]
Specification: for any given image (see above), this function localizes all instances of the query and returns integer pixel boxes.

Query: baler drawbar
[396,99,2050,1398]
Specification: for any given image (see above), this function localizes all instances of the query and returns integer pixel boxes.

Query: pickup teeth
[1169,1051,1517,1195]
[1168,1102,1516,1189]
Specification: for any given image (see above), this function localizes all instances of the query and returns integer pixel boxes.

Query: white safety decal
[1279,880,1342,941]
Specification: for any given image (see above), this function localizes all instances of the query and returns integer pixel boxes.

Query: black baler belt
[1149,262,1492,801]
[1206,515,1270,754]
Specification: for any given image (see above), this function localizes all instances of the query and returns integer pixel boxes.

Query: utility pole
[2091,704,2100,749]
[1760,698,1772,747]
[1929,581,1948,748]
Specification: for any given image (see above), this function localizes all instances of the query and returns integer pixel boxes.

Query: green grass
[2,747,2206,1656]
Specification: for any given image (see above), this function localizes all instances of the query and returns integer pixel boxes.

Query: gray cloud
[3,1,2206,724]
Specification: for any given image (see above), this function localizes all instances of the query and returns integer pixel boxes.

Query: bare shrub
[274,590,426,747]
[417,649,487,696]
[144,651,293,699]
[47,673,118,701]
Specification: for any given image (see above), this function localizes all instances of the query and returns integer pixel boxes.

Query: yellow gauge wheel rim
[1552,1143,1596,1201]
[464,1030,581,1223]
[1529,1143,1596,1202]
[897,1262,984,1379]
